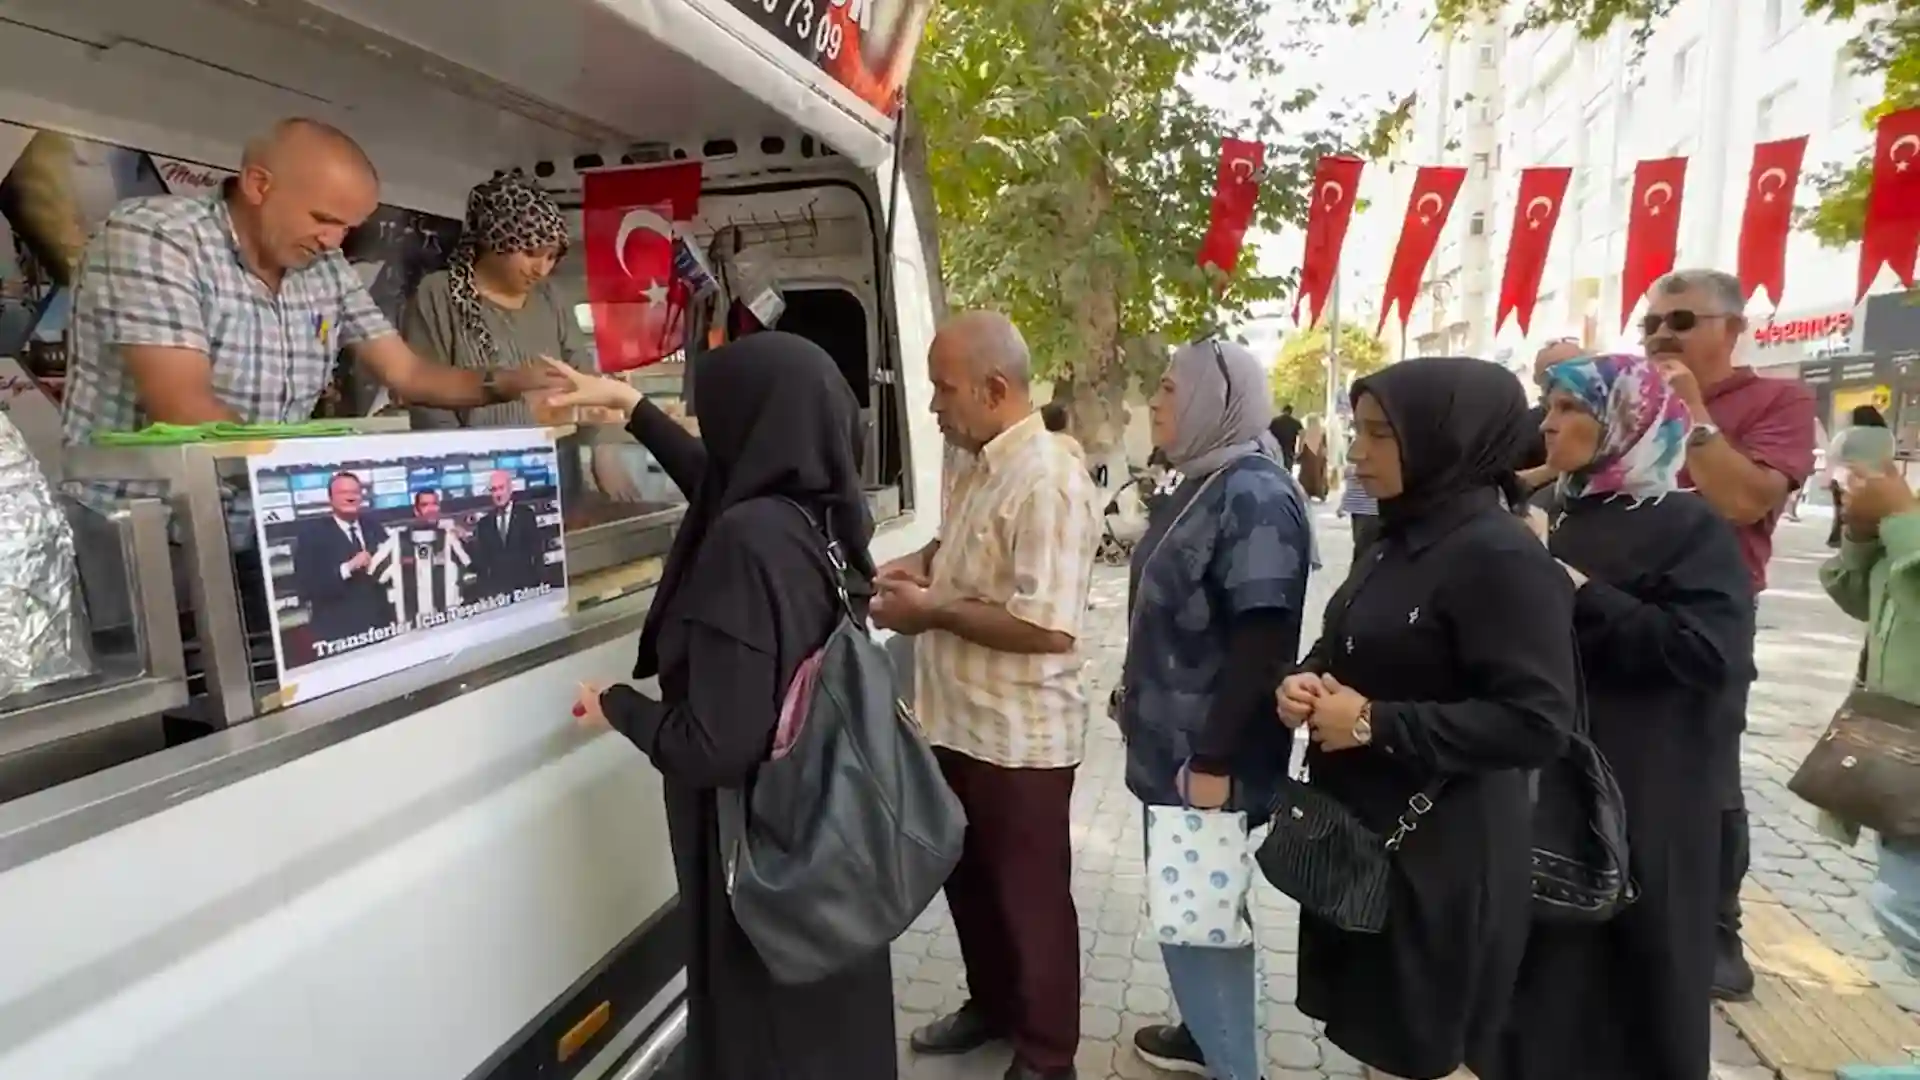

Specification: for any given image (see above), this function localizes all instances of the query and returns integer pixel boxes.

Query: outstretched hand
[542,358,644,415]
[572,683,609,731]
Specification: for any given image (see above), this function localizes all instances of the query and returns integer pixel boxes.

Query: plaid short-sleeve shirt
[915,413,1102,768]
[61,190,393,544]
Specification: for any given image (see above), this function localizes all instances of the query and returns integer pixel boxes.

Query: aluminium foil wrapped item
[0,410,92,699]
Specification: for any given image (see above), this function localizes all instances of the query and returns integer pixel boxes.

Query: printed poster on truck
[718,0,933,117]
[246,428,570,707]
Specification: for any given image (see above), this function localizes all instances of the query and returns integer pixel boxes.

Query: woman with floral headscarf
[404,172,640,497]
[1479,354,1755,1080]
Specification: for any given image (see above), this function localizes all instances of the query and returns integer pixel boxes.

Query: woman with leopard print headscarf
[403,172,642,496]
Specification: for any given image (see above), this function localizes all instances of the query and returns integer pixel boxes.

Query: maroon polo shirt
[1677,368,1816,593]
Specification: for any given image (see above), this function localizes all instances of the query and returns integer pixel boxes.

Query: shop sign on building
[1754,310,1854,348]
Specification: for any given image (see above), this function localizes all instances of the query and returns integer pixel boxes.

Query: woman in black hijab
[1275,357,1580,1080]
[548,334,894,1080]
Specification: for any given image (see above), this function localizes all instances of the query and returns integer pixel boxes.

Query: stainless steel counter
[0,415,915,869]
[0,496,919,875]
[0,576,658,874]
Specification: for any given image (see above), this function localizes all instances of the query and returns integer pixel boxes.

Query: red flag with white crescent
[582,163,703,373]
[1197,138,1266,277]
[1495,167,1571,336]
[1378,165,1468,334]
[1858,106,1920,301]
[1737,137,1808,309]
[1620,156,1688,331]
[1293,154,1365,329]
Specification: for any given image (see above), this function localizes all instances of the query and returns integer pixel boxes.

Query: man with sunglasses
[1644,268,1816,1003]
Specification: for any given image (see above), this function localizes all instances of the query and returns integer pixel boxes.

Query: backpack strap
[775,496,857,621]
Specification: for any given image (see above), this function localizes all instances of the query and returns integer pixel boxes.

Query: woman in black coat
[553,334,897,1080]
[1276,357,1580,1080]
[1480,353,1754,1080]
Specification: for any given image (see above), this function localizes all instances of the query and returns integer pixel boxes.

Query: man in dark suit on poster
[469,468,543,599]
[291,472,395,647]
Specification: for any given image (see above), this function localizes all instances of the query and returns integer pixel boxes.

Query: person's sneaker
[1132,1024,1207,1076]
[909,1002,1004,1056]
[1712,929,1757,1002]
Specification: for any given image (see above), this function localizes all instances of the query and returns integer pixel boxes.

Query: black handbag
[1253,542,1441,934]
[1528,640,1637,923]
[1258,774,1440,933]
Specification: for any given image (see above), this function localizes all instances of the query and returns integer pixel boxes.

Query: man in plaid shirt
[61,117,565,549]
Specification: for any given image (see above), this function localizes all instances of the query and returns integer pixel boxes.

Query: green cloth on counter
[93,421,361,446]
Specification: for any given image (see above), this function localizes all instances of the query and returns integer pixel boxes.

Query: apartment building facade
[1393,20,1507,367]
[1392,0,1891,379]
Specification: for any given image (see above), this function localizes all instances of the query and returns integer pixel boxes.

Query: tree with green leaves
[1427,0,1917,247]
[1268,324,1390,417]
[908,0,1404,459]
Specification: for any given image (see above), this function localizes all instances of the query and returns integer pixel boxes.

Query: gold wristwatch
[1353,700,1374,746]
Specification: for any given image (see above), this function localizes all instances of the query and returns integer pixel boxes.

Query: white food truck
[0,0,943,1076]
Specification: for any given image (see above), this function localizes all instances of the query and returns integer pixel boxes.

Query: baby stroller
[1097,465,1172,565]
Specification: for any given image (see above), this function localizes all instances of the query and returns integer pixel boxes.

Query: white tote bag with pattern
[1145,804,1255,948]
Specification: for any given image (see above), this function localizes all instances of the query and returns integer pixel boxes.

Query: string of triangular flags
[1195,106,1920,336]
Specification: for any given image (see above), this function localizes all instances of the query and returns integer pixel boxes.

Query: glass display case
[0,497,186,761]
[54,422,688,728]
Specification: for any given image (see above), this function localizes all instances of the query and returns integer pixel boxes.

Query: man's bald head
[927,310,1036,451]
[1532,338,1584,386]
[242,118,379,182]
[232,118,381,275]
[934,310,1032,387]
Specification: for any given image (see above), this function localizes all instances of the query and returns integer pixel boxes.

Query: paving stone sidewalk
[890,505,1879,1079]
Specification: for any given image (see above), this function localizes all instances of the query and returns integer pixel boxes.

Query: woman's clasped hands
[1276,672,1373,752]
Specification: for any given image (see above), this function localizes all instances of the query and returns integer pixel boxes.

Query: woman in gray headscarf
[403,171,640,497]
[1118,338,1319,1080]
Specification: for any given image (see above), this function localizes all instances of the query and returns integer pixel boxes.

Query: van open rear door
[242,0,931,167]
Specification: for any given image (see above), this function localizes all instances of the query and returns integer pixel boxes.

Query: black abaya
[1478,492,1754,1080]
[1296,359,1581,1080]
[597,334,895,1080]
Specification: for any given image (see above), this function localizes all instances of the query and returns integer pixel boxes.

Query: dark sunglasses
[1640,310,1732,336]
[1189,336,1235,410]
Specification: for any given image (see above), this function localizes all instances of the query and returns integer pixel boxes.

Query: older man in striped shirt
[874,311,1100,1080]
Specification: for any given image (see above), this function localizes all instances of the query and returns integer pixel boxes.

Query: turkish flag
[582,162,703,373]
[1198,138,1266,277]
[1495,167,1572,336]
[1620,156,1688,331]
[1378,165,1468,334]
[1738,137,1808,309]
[1293,154,1365,329]
[1858,106,1920,301]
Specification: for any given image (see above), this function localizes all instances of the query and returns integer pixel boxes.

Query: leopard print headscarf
[449,171,569,363]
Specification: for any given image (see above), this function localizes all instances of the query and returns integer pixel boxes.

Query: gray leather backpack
[717,501,967,985]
